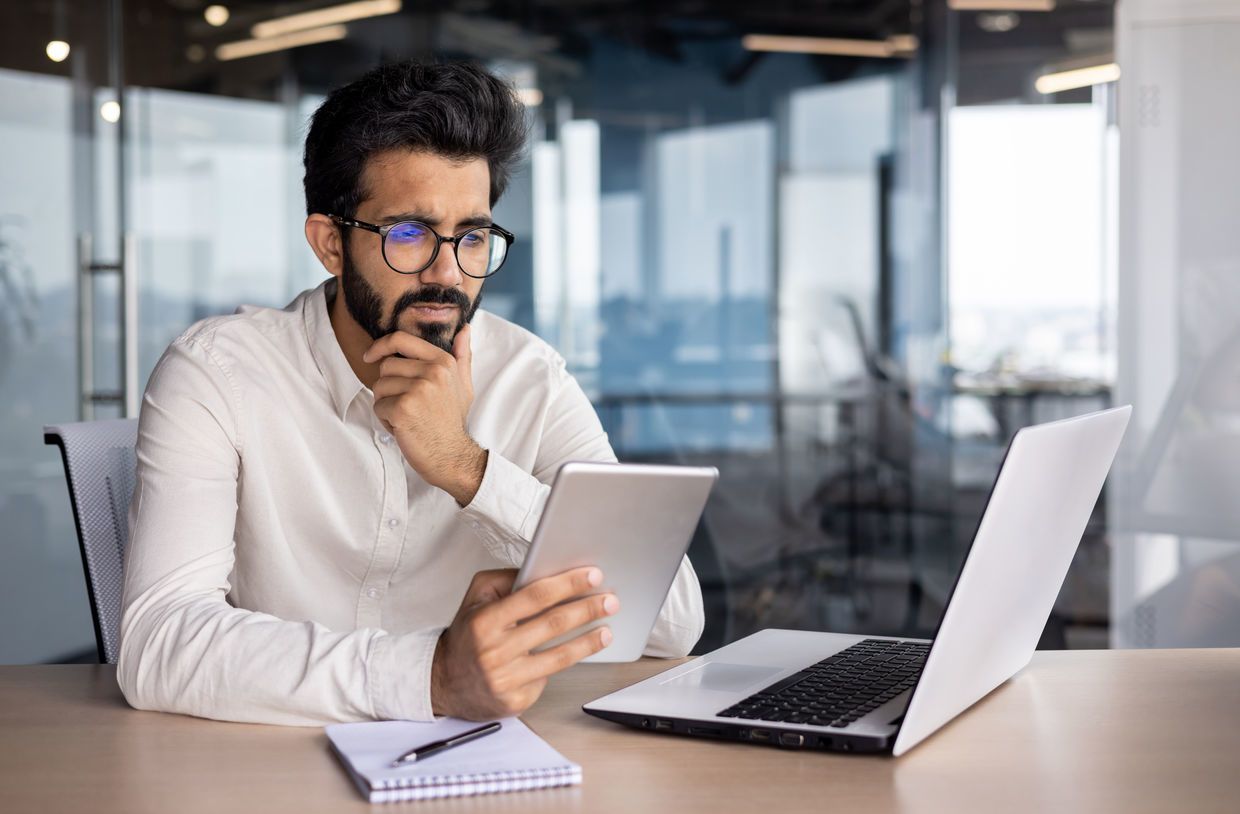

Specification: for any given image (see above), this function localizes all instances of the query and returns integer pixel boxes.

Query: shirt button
[366,588,380,599]
[379,433,393,445]
[388,518,400,528]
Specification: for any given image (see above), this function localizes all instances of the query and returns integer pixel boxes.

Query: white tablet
[513,461,718,663]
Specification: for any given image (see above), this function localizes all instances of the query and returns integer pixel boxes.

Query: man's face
[339,149,491,352]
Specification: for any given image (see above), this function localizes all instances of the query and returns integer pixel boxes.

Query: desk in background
[1,649,1237,813]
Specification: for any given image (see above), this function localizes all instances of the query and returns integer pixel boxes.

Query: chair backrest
[44,419,139,664]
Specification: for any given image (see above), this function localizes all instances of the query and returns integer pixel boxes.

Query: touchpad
[659,663,783,693]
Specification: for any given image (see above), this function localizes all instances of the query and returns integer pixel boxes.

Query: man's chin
[398,318,459,353]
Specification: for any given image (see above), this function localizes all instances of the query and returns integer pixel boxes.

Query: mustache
[392,286,472,315]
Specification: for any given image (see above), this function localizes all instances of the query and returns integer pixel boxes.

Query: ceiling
[0,1,1115,103]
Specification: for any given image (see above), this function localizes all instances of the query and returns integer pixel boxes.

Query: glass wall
[943,0,1119,649]
[1110,0,1240,648]
[0,67,97,662]
[14,0,1235,663]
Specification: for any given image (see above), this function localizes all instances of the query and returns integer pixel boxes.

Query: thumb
[463,568,517,609]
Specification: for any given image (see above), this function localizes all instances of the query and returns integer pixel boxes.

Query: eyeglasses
[329,214,514,278]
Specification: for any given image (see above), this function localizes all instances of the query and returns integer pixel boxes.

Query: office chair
[43,419,138,664]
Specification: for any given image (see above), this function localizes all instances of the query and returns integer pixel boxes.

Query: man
[117,61,704,725]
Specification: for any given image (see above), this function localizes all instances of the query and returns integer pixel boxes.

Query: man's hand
[364,326,486,505]
[430,567,619,720]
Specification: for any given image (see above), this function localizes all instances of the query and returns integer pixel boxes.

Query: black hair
[303,60,527,217]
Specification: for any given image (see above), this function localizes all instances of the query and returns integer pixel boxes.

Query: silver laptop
[584,406,1131,756]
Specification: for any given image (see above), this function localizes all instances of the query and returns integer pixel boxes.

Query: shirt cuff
[458,450,549,566]
[366,627,443,722]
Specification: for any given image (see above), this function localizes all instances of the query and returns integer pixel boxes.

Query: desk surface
[1,649,1237,813]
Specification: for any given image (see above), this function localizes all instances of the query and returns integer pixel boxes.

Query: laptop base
[583,706,892,754]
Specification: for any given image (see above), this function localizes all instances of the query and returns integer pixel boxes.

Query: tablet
[513,461,718,663]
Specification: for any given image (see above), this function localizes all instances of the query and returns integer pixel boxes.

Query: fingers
[510,626,614,686]
[481,567,603,629]
[377,355,436,380]
[453,324,473,390]
[363,330,449,364]
[371,361,450,400]
[506,592,619,655]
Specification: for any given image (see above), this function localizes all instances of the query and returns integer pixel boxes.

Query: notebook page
[326,717,581,791]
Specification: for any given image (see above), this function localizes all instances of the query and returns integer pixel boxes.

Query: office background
[1,0,1237,664]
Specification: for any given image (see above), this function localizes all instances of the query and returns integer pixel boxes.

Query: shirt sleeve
[117,336,441,726]
[458,357,705,658]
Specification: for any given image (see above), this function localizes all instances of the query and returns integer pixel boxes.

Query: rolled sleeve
[458,451,550,566]
[367,627,445,722]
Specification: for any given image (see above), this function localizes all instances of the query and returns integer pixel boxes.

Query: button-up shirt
[117,278,704,725]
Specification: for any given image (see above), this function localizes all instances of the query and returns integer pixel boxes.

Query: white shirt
[117,278,704,726]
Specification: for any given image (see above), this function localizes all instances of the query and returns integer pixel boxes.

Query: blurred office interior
[1,0,1238,663]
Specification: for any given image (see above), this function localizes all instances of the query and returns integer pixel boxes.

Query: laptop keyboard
[716,639,929,729]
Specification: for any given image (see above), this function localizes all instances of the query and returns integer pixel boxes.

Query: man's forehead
[358,148,490,221]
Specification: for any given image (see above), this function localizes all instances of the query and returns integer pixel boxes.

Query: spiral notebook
[326,717,582,803]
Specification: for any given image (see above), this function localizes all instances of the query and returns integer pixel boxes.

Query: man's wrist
[441,442,488,507]
[430,633,448,717]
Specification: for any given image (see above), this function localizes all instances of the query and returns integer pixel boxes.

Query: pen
[389,721,503,767]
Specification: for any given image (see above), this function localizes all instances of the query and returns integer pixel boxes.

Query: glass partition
[0,0,989,661]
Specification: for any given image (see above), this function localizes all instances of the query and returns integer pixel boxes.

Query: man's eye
[389,223,428,243]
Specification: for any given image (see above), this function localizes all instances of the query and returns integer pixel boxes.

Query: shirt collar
[304,277,366,422]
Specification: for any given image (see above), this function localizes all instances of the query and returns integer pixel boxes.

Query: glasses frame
[329,214,515,278]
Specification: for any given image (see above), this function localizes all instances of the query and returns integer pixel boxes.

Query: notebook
[325,717,582,803]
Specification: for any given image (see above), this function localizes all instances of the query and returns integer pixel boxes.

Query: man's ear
[305,214,344,278]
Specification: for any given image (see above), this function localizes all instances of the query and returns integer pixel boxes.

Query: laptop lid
[891,406,1131,756]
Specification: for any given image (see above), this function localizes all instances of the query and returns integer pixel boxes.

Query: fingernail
[603,595,619,615]
[600,627,613,646]
[587,568,603,587]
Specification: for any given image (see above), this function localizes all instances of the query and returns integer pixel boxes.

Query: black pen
[389,721,503,767]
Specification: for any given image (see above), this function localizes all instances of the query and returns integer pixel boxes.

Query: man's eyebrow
[377,212,494,230]
[456,214,496,229]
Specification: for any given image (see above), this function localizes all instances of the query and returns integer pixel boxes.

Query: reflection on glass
[0,68,95,663]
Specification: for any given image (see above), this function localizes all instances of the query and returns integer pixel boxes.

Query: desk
[1,649,1237,813]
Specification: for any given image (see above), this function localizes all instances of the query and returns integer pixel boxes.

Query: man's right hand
[429,567,619,720]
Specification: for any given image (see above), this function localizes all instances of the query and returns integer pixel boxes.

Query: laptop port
[688,726,723,737]
[748,729,771,742]
[779,732,805,747]
[654,720,674,732]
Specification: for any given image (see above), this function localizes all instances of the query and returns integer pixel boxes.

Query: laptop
[584,406,1131,756]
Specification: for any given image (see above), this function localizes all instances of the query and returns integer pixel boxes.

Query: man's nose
[419,238,464,287]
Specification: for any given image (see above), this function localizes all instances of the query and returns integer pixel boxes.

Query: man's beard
[340,243,481,353]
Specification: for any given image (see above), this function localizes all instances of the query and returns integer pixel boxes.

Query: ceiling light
[1035,62,1120,94]
[251,0,400,39]
[46,40,71,62]
[949,0,1054,10]
[216,24,348,61]
[99,100,120,123]
[742,33,918,58]
[977,12,1021,32]
[204,5,230,27]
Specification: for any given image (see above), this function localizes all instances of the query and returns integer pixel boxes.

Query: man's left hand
[365,325,487,505]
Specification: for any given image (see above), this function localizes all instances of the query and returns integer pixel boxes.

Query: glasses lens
[456,228,508,278]
[383,222,435,273]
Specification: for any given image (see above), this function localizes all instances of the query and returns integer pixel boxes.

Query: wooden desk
[1,649,1237,813]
